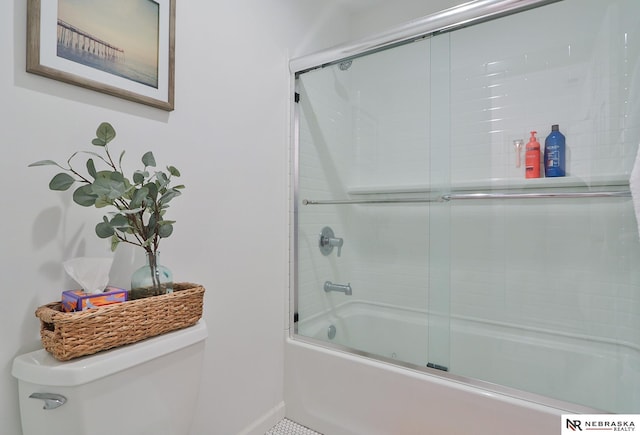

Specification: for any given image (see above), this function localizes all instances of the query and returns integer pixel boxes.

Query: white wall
[0,1,351,434]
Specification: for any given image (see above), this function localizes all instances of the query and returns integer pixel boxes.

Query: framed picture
[27,0,175,111]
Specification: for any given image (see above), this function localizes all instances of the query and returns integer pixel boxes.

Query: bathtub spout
[324,281,352,295]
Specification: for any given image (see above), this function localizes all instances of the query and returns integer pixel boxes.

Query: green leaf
[110,235,120,252]
[49,173,75,191]
[147,215,158,237]
[156,171,169,189]
[158,222,174,238]
[92,176,127,200]
[29,160,62,168]
[95,221,114,238]
[122,177,133,194]
[86,159,97,179]
[91,138,106,146]
[168,166,181,177]
[131,186,149,207]
[142,151,156,167]
[94,196,113,208]
[95,122,116,144]
[133,171,145,185]
[159,189,181,204]
[110,214,129,228]
[107,171,125,182]
[146,182,158,200]
[73,184,98,207]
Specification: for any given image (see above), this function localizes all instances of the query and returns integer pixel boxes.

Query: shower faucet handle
[333,239,343,257]
[319,226,343,257]
[327,236,343,257]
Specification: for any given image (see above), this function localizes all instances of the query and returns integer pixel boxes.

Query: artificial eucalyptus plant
[29,122,183,293]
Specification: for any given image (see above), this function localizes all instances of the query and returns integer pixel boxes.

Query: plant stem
[148,250,161,291]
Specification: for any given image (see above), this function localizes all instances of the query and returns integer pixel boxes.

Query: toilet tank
[12,320,207,435]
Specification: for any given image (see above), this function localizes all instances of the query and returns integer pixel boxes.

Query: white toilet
[12,320,207,435]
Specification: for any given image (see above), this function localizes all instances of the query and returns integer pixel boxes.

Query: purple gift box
[61,286,128,312]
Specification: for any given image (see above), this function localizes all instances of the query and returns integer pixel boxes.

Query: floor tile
[266,418,323,435]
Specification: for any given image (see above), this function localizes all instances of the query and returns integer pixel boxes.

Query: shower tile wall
[448,0,640,183]
[446,0,640,344]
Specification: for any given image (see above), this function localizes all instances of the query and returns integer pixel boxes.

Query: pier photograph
[56,0,160,88]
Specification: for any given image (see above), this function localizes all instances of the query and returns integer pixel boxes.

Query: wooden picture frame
[27,0,175,111]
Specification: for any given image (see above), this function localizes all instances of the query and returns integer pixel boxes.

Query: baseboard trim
[238,401,286,435]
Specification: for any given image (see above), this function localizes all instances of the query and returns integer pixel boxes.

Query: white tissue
[630,146,640,240]
[63,257,113,294]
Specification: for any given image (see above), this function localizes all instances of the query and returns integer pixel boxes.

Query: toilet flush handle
[29,392,67,410]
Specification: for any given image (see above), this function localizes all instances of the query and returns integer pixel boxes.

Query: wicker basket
[35,282,205,361]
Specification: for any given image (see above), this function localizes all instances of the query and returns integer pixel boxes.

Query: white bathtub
[285,301,639,435]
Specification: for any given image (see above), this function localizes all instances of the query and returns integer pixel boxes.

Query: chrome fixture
[29,392,67,410]
[442,191,631,200]
[339,60,352,71]
[319,226,344,257]
[303,189,631,205]
[324,281,352,295]
[290,0,554,74]
[328,324,337,340]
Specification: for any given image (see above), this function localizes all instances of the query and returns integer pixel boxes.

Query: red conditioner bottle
[525,131,541,179]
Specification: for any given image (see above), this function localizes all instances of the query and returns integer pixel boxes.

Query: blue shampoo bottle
[544,124,566,177]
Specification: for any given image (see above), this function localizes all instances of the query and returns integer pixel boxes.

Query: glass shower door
[293,0,640,414]
[433,0,640,412]
[294,37,439,368]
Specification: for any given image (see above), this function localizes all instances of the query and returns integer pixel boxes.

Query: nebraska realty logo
[562,415,639,433]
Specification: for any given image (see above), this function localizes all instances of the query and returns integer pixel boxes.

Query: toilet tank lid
[12,320,207,387]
